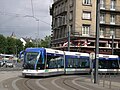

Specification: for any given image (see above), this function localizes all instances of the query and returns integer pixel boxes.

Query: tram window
[48,56,64,69]
[78,59,89,68]
[99,60,119,69]
[68,58,73,68]
[66,58,89,68]
[99,60,108,69]
[110,60,119,69]
[38,54,43,64]
[74,59,78,68]
[99,60,105,69]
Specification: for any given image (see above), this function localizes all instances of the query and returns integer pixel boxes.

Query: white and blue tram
[64,51,90,74]
[98,54,120,73]
[21,48,90,77]
[21,48,120,77]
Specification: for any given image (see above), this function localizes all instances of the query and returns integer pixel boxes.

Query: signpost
[90,52,95,83]
[90,52,95,60]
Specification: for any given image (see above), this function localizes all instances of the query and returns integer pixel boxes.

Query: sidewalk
[83,76,120,90]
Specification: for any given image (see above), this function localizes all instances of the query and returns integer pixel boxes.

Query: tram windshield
[24,52,39,69]
[25,52,38,63]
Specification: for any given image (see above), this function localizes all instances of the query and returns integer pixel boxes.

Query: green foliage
[39,36,51,48]
[16,39,24,55]
[0,34,7,54]
[24,41,35,49]
[0,34,23,55]
[6,37,16,54]
[0,34,51,55]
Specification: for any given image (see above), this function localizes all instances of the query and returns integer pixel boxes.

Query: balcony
[100,21,120,27]
[100,4,120,13]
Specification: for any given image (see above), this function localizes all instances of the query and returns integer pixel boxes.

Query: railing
[100,4,120,12]
[71,30,120,39]
[100,21,120,26]
[98,72,120,89]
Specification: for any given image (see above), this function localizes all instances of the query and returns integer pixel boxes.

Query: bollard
[103,74,105,87]
[98,72,102,85]
[91,69,94,83]
[109,75,111,89]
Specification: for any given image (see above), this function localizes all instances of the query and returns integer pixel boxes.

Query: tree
[24,41,35,49]
[6,37,16,54]
[16,39,24,56]
[0,34,7,54]
[39,36,51,48]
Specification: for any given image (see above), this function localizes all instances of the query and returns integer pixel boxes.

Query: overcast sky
[0,0,53,39]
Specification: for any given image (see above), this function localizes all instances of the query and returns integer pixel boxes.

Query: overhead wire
[0,10,50,26]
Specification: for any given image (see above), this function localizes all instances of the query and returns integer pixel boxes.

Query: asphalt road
[0,71,120,90]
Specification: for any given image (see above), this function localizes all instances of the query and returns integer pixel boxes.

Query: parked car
[0,61,4,67]
[6,61,13,68]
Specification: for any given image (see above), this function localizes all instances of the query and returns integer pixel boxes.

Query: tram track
[23,79,34,90]
[62,77,80,90]
[62,76,93,90]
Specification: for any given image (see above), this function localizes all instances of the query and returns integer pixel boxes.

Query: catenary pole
[94,0,100,84]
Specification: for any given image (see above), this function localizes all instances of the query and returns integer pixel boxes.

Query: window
[69,11,73,20]
[83,11,91,20]
[100,0,105,9]
[110,28,115,38]
[100,13,105,23]
[100,27,105,38]
[82,25,90,36]
[69,0,73,7]
[83,0,91,5]
[110,0,116,10]
[110,14,115,24]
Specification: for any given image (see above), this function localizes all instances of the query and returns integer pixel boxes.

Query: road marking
[12,78,23,90]
[51,78,66,90]
[36,79,49,90]
[72,78,93,90]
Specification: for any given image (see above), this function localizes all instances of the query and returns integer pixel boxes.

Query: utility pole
[94,0,100,84]
[112,34,114,55]
[68,27,70,51]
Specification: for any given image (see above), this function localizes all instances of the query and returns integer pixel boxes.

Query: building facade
[50,0,120,55]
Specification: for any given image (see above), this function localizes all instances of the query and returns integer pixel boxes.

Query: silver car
[6,61,13,67]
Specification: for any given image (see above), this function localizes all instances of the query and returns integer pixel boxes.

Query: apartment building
[50,0,120,55]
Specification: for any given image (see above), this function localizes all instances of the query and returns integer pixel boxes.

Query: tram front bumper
[22,69,46,77]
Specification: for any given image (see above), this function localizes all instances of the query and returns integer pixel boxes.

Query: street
[0,71,120,90]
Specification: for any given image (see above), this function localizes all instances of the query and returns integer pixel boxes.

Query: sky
[0,0,53,39]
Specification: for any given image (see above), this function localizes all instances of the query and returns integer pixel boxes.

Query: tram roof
[99,54,119,59]
[25,48,64,55]
[25,48,45,52]
[45,48,64,55]
[64,51,89,57]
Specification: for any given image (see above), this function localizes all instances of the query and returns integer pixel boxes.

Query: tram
[98,54,120,73]
[21,48,90,77]
[20,48,120,77]
[64,51,90,74]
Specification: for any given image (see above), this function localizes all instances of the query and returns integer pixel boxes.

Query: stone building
[50,0,120,55]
